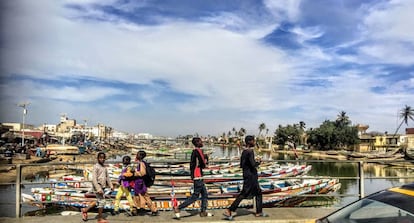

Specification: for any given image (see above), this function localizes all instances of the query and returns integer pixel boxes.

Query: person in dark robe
[223,135,268,218]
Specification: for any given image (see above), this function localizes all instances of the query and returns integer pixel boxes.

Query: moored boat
[23,178,340,211]
[405,148,414,160]
[22,160,339,212]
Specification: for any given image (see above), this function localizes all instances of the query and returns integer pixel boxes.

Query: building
[356,124,373,152]
[373,134,400,152]
[2,122,35,131]
[134,133,153,140]
[406,128,414,149]
[355,124,403,153]
[56,114,76,133]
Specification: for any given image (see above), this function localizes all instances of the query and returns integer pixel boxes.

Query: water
[1,146,413,217]
[212,147,414,207]
[0,184,42,217]
[271,152,414,207]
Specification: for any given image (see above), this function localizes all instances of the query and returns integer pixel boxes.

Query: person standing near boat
[223,135,268,219]
[173,137,214,219]
[81,152,114,223]
[133,150,159,216]
[113,155,137,215]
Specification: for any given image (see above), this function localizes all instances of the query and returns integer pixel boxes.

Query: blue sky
[1,0,413,137]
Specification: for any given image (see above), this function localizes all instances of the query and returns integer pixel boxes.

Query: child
[81,152,114,223]
[174,137,213,218]
[133,150,158,216]
[113,155,137,215]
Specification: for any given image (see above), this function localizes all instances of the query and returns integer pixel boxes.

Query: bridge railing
[2,158,414,218]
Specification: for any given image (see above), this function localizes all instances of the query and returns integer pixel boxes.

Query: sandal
[81,208,88,221]
[174,207,181,219]
[223,209,232,217]
[255,212,269,217]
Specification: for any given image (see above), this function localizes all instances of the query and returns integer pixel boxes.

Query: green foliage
[274,123,304,148]
[273,111,360,151]
[306,119,359,150]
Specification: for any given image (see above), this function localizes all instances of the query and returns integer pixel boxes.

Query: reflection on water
[0,184,43,217]
[271,152,414,207]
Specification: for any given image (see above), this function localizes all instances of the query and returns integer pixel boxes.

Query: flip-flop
[81,208,88,221]
[222,209,232,217]
[255,212,269,217]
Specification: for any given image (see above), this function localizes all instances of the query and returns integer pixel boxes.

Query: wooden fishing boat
[22,159,339,213]
[44,144,80,155]
[104,163,312,182]
[405,148,414,160]
[23,178,340,211]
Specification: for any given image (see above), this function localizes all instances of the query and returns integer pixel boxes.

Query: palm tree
[299,121,306,146]
[238,128,246,138]
[258,123,266,137]
[393,105,414,136]
[388,105,414,153]
[299,121,306,130]
[336,111,350,127]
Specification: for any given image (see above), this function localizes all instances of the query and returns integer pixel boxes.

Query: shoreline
[274,150,349,160]
[0,154,97,184]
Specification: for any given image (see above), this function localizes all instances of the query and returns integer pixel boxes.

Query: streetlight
[18,102,30,147]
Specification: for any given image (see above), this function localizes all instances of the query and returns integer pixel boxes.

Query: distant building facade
[406,128,414,149]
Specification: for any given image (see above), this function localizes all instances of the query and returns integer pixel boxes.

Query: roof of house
[406,128,414,134]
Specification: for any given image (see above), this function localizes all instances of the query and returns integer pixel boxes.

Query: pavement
[0,207,337,223]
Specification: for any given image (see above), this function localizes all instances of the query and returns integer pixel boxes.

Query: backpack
[143,161,156,187]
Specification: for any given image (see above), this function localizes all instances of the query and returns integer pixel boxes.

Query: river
[213,146,414,207]
[1,146,413,217]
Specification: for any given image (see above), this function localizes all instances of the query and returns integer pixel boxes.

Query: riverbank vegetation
[221,105,413,152]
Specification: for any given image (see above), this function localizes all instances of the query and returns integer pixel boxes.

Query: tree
[258,123,266,137]
[274,124,301,149]
[238,128,246,138]
[298,121,306,145]
[306,118,359,151]
[394,105,414,136]
[336,111,351,127]
[387,105,414,153]
[299,121,306,130]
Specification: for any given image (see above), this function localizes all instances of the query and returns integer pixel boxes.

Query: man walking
[223,135,268,219]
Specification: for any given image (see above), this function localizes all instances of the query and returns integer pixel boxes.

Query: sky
[0,0,413,137]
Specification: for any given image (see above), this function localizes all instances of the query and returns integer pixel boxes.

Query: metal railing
[3,158,414,218]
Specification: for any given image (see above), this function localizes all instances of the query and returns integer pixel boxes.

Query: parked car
[308,182,414,223]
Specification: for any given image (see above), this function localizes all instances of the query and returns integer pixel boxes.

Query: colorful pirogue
[22,162,341,211]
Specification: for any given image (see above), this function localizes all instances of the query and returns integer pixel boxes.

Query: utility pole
[18,102,30,147]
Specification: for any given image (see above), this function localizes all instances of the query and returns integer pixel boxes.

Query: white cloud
[359,0,414,65]
[112,101,141,111]
[1,79,125,102]
[1,0,413,136]
[264,0,302,22]
[359,43,414,65]
[2,1,294,111]
[291,26,324,43]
